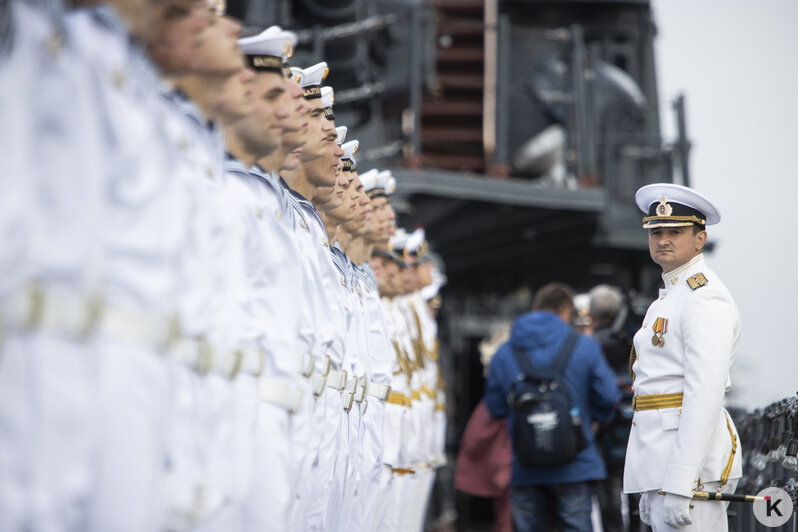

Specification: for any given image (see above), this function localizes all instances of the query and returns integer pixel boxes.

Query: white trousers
[87,342,169,532]
[240,398,295,532]
[648,479,738,532]
[0,334,98,532]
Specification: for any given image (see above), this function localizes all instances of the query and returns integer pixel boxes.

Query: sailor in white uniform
[624,183,742,531]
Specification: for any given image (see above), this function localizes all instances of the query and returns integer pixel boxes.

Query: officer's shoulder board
[686,272,708,290]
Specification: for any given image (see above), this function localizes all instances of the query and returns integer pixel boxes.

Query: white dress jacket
[623,253,743,497]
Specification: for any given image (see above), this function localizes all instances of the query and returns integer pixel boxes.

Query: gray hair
[589,284,623,327]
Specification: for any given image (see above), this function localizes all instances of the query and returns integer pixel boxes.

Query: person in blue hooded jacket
[484,282,621,532]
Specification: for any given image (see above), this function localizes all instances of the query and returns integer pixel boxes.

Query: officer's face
[279,76,311,151]
[191,14,244,76]
[648,225,707,273]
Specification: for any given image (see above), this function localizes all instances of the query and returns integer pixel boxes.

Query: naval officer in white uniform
[624,183,742,531]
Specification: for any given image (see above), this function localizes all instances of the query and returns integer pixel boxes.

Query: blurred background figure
[589,284,645,532]
[455,323,512,532]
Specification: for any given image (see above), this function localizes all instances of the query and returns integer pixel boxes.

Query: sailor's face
[215,67,254,125]
[227,70,283,151]
[327,173,358,222]
[149,0,212,74]
[192,14,244,75]
[648,225,706,273]
[368,196,394,243]
[279,77,311,150]
[299,104,333,163]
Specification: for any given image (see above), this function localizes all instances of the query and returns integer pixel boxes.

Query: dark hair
[532,282,575,313]
[692,224,706,234]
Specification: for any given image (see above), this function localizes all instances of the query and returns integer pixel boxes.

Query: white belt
[259,377,304,413]
[166,338,240,379]
[4,284,102,340]
[312,355,332,397]
[237,347,264,376]
[343,376,358,413]
[207,345,241,378]
[367,382,392,402]
[354,376,367,403]
[327,368,348,391]
[300,352,315,378]
[96,305,179,351]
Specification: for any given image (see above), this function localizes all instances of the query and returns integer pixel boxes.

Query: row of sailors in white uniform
[0,1,446,531]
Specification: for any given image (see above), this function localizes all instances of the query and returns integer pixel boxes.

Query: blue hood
[510,310,571,358]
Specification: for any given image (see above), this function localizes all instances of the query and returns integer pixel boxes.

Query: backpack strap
[511,342,538,378]
[511,331,579,378]
[550,332,579,377]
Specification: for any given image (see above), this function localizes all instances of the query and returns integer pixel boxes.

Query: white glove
[639,492,651,526]
[663,492,693,528]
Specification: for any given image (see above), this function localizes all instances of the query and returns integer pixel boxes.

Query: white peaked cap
[406,228,425,254]
[390,228,409,251]
[341,140,359,161]
[238,26,291,57]
[359,169,380,192]
[635,183,720,228]
[335,126,347,145]
[298,62,328,88]
[289,66,303,84]
[386,176,397,195]
[420,268,448,301]
[321,86,334,108]
[282,30,297,61]
[238,27,295,72]
[340,140,359,170]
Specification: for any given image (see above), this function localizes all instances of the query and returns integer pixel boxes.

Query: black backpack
[508,332,587,467]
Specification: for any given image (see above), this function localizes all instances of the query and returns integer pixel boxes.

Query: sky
[652,0,798,408]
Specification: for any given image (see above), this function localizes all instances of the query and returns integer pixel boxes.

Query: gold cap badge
[657,196,673,217]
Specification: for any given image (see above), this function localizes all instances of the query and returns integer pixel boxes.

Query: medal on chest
[651,316,668,347]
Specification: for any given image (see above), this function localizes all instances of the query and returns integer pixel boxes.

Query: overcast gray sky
[652,0,798,408]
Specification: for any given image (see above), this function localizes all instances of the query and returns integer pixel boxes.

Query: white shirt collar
[662,252,705,289]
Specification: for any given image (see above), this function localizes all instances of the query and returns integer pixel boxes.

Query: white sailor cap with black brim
[390,228,410,263]
[238,26,294,75]
[385,175,397,195]
[335,126,347,146]
[366,170,391,199]
[405,228,427,259]
[635,183,720,229]
[359,169,380,193]
[340,140,358,172]
[296,62,329,100]
[321,86,334,121]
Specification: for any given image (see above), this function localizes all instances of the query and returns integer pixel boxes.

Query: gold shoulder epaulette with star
[686,272,708,290]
